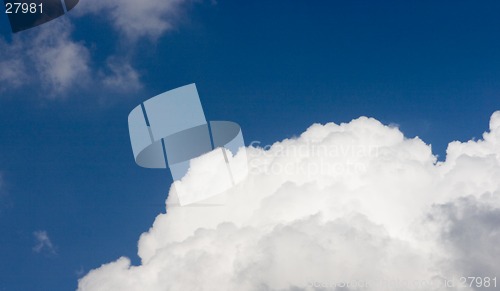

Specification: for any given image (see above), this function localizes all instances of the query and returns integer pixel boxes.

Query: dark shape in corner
[64,0,78,11]
[4,0,79,33]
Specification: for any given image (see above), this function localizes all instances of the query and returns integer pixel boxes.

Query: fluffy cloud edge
[78,111,500,291]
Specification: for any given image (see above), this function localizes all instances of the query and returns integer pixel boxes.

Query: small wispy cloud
[75,266,86,278]
[33,230,56,255]
[0,0,200,99]
[101,57,142,92]
[0,19,91,98]
[76,0,191,40]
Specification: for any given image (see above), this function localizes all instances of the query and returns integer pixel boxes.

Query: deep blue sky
[1,1,500,290]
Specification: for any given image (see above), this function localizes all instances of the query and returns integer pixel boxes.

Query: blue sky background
[1,1,500,290]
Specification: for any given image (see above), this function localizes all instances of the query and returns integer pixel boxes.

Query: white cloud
[0,19,143,98]
[0,0,197,98]
[0,38,29,90]
[0,58,28,89]
[76,0,191,40]
[28,20,91,95]
[78,111,500,291]
[33,230,56,255]
[0,19,91,97]
[425,194,500,281]
[101,57,142,92]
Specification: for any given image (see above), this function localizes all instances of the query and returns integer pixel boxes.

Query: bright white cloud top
[78,111,500,291]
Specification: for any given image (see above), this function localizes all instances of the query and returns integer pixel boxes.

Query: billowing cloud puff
[78,112,500,291]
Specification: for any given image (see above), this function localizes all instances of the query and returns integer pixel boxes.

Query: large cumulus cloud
[78,112,500,291]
